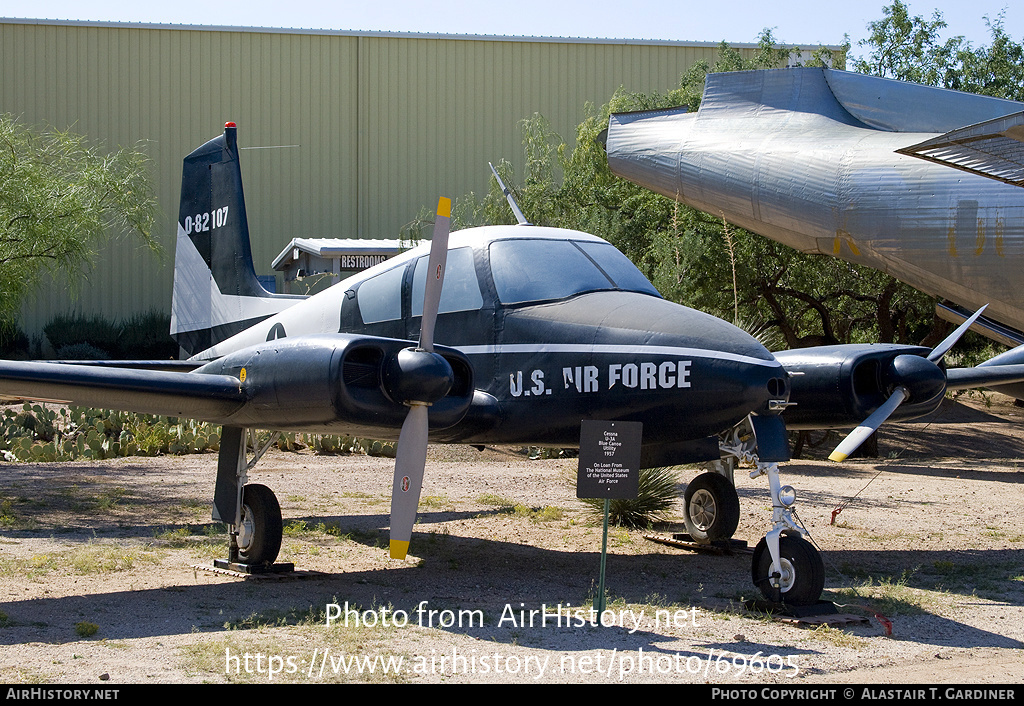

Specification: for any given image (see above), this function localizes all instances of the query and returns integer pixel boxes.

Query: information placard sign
[576,420,643,499]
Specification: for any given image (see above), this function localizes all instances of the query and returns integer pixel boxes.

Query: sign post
[577,420,642,620]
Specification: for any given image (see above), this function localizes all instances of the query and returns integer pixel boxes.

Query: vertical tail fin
[171,122,302,357]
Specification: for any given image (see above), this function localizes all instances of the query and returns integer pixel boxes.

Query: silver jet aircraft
[606,67,1024,347]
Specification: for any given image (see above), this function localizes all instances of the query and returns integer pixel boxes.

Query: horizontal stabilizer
[897,111,1024,187]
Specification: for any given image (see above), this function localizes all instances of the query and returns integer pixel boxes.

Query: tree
[853,2,1024,101]
[458,11,1022,350]
[455,31,932,349]
[940,14,1024,101]
[850,0,963,84]
[0,115,157,323]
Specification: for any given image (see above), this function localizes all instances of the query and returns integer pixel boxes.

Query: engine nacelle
[193,334,473,434]
[776,344,945,430]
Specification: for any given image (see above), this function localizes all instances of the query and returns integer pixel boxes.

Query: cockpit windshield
[489,238,660,305]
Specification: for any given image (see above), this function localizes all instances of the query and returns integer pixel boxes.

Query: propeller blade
[928,305,986,362]
[829,386,909,462]
[418,197,451,352]
[829,304,987,463]
[389,195,451,560]
[389,403,429,559]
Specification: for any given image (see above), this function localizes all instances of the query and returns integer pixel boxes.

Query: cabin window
[412,246,483,316]
[356,264,406,323]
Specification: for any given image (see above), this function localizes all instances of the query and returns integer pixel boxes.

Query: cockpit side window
[356,263,406,323]
[412,246,483,316]
[489,239,660,305]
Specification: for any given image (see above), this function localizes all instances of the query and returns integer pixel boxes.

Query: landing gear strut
[213,427,290,573]
[748,460,823,605]
[709,416,825,606]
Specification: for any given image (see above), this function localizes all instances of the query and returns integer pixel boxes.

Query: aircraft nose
[613,294,790,417]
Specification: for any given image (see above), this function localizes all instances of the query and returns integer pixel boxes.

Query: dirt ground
[0,393,1022,685]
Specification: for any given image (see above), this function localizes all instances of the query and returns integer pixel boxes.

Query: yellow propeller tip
[389,540,410,560]
[828,451,848,463]
[437,197,451,218]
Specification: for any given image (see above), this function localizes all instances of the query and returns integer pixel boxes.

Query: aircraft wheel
[236,483,283,565]
[683,472,740,543]
[752,535,824,606]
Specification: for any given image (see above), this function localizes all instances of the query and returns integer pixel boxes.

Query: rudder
[170,122,302,357]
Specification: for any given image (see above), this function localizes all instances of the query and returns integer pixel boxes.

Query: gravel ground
[0,394,1022,684]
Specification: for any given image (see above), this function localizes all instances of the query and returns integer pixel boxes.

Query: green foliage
[74,622,99,638]
[282,433,397,457]
[454,28,935,348]
[851,0,961,84]
[653,209,934,347]
[454,10,1023,348]
[948,15,1024,101]
[44,314,119,356]
[0,402,400,462]
[0,403,220,462]
[54,343,111,361]
[578,466,681,529]
[852,2,1024,101]
[0,115,157,320]
[111,310,178,359]
[0,320,28,358]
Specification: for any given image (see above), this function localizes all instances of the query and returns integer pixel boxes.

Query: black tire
[751,534,825,606]
[237,483,283,565]
[683,472,740,543]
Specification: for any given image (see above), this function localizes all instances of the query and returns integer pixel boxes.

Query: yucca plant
[578,466,682,528]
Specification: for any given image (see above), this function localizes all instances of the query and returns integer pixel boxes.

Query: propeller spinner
[388,197,453,559]
[829,306,986,462]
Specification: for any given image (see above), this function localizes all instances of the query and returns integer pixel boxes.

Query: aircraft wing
[0,359,246,419]
[897,111,1024,188]
[946,363,1024,391]
[0,333,476,434]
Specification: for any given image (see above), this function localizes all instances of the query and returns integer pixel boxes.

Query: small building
[272,238,407,294]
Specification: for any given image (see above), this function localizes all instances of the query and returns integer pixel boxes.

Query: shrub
[116,310,177,359]
[55,343,110,360]
[44,314,120,357]
[44,310,177,360]
[578,466,681,529]
[0,321,28,358]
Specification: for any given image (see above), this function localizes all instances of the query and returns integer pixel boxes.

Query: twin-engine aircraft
[3,123,1024,607]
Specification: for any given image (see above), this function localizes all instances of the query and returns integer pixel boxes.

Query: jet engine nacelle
[194,334,473,434]
[776,344,946,430]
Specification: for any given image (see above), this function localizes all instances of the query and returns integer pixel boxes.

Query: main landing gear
[683,472,740,543]
[212,426,290,573]
[683,419,825,607]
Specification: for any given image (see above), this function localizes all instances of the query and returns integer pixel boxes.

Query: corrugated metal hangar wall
[0,18,837,338]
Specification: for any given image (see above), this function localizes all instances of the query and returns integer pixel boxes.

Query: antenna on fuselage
[489,162,531,226]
